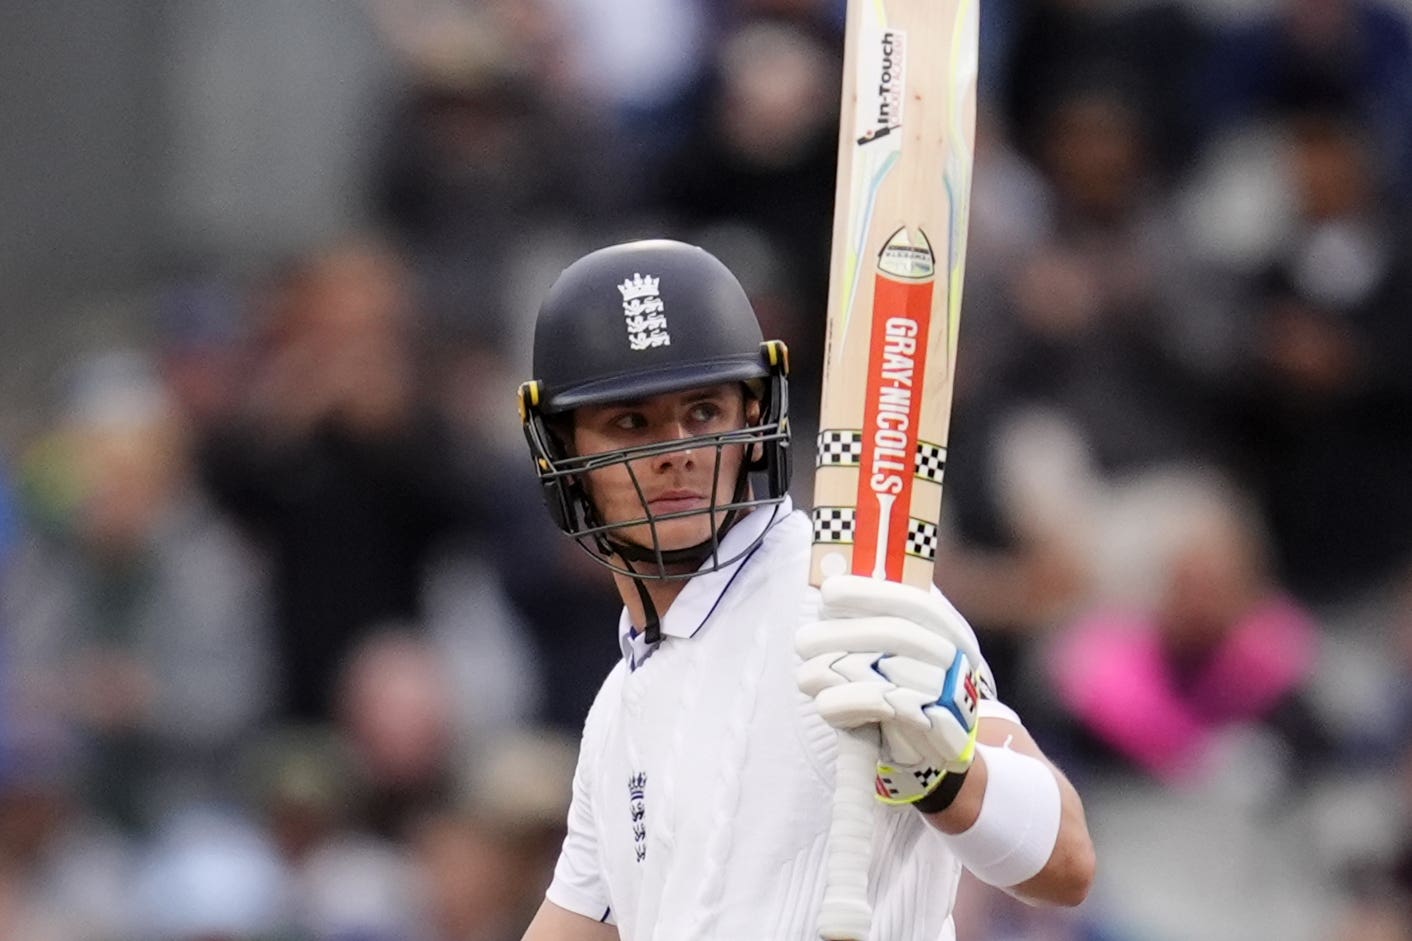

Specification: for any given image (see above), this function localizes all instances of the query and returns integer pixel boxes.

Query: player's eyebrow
[683,389,729,403]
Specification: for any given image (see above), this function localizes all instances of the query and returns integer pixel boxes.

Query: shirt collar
[618,496,792,667]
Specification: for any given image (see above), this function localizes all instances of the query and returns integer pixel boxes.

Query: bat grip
[819,725,880,940]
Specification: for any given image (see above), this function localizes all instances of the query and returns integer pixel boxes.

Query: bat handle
[819,725,880,940]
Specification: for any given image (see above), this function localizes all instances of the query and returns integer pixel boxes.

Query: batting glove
[797,575,996,806]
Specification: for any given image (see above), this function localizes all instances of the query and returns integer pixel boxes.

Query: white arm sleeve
[545,677,616,925]
[977,697,1022,726]
[947,698,1063,889]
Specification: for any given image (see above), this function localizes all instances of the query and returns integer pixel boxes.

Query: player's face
[572,383,756,555]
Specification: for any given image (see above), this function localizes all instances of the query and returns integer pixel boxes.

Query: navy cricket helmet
[517,239,792,580]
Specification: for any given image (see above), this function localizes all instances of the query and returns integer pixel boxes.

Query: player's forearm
[1004,764,1094,907]
[922,721,1095,907]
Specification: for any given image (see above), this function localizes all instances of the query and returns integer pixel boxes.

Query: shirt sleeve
[544,676,616,924]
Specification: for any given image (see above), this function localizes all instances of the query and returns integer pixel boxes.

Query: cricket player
[517,240,1095,940]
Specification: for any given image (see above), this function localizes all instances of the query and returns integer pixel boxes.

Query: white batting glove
[797,575,996,806]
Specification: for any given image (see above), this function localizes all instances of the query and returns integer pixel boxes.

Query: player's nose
[653,421,698,470]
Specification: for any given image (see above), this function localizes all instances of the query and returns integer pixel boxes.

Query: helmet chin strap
[599,469,753,646]
[620,558,664,645]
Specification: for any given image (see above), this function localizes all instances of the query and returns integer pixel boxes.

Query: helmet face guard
[519,353,791,580]
[519,239,794,579]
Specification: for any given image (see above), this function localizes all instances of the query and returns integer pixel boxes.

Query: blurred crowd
[2,0,1412,939]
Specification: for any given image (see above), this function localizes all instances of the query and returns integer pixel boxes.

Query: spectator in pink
[1047,474,1326,784]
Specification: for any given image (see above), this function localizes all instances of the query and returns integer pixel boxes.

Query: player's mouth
[648,490,708,514]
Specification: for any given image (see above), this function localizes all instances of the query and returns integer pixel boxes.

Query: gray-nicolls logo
[618,274,670,351]
[858,30,906,145]
[628,772,648,862]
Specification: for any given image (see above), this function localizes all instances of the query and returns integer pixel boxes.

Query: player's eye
[687,401,723,424]
[610,412,647,431]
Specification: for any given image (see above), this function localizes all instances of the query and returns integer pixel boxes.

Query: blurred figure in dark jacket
[1203,0,1412,191]
[1001,0,1210,180]
[1230,107,1412,603]
[199,239,491,721]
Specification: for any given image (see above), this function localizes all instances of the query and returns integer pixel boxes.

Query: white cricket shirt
[546,497,1013,940]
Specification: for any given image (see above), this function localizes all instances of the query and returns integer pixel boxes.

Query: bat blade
[810,0,979,937]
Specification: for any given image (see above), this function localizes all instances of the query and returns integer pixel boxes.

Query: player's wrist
[874,720,978,810]
[941,742,1063,888]
[911,766,970,814]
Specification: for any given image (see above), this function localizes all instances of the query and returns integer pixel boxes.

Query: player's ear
[547,416,589,504]
[544,413,576,457]
[742,381,764,424]
[742,383,766,464]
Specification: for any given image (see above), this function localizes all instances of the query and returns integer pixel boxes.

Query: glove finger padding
[872,655,947,716]
[814,681,896,729]
[882,653,980,770]
[796,651,887,697]
[796,616,960,667]
[817,575,998,700]
[881,720,935,769]
[797,577,994,807]
[874,651,983,806]
[797,642,982,774]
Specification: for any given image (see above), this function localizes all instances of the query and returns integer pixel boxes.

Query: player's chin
[621,514,719,554]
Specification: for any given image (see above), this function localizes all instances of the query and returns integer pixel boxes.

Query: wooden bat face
[812,5,979,933]
[810,0,978,593]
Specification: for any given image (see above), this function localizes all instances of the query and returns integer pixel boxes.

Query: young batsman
[517,240,1094,940]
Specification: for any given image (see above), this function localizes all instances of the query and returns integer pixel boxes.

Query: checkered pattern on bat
[906,519,939,562]
[810,508,940,562]
[815,430,864,467]
[815,430,947,483]
[811,506,856,543]
[913,442,946,483]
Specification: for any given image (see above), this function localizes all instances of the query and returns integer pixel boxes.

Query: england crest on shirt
[628,771,648,862]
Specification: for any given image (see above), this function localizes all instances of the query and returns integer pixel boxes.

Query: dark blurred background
[1,1,1411,939]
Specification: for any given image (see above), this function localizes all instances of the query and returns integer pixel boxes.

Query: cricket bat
[809,0,979,938]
